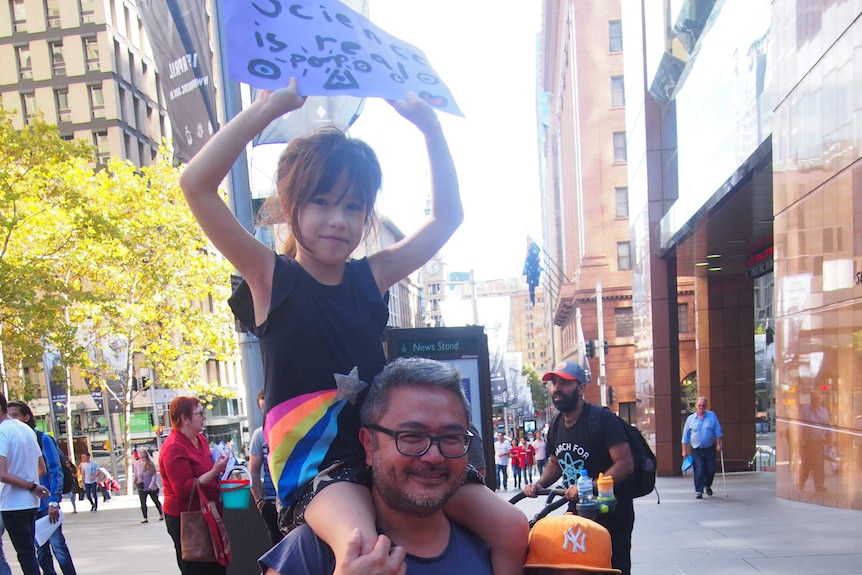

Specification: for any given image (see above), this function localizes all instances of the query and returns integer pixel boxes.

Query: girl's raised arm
[179,78,306,290]
[369,94,464,292]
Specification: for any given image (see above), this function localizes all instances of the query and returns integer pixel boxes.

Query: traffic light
[585,340,595,358]
[148,413,155,426]
[607,386,615,404]
[131,377,139,392]
[57,419,67,436]
[603,339,609,354]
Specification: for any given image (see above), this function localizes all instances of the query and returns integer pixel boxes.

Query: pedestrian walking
[7,401,78,575]
[682,397,724,499]
[510,438,524,490]
[521,436,536,484]
[531,432,548,476]
[524,361,637,575]
[0,392,51,575]
[494,432,512,490]
[79,453,99,512]
[133,448,164,523]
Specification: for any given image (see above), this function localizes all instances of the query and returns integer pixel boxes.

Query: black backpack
[585,404,659,502]
[36,430,76,495]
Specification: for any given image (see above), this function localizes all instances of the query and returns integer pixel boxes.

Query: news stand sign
[385,326,496,488]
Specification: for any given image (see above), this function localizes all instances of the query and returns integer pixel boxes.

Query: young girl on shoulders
[180,77,527,575]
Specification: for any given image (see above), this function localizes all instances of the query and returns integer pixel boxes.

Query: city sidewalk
[5,472,862,574]
[3,494,180,575]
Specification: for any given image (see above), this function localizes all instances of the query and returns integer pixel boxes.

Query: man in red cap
[524,361,635,575]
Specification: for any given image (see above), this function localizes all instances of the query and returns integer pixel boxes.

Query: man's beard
[371,460,466,517]
[552,388,580,413]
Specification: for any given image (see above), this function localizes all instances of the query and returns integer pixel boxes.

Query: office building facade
[610,0,861,509]
[543,0,862,509]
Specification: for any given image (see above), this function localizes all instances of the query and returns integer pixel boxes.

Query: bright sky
[249,0,543,284]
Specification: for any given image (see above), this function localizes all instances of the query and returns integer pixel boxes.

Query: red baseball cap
[541,361,587,383]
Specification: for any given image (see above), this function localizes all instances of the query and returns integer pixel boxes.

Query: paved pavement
[4,471,861,574]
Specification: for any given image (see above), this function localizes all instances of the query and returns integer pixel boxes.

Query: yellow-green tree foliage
[0,110,96,395]
[76,153,238,399]
[526,364,550,414]
[75,153,238,490]
[1,108,237,403]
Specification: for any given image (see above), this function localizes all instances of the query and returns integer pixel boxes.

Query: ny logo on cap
[561,526,587,555]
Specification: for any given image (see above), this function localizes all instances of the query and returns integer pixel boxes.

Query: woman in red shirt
[509,438,524,490]
[520,437,536,484]
[159,396,228,575]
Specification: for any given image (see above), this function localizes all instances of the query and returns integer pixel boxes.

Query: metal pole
[596,279,606,406]
[470,269,479,326]
[150,376,163,451]
[102,386,119,485]
[213,0,264,432]
[64,367,75,462]
[42,348,58,434]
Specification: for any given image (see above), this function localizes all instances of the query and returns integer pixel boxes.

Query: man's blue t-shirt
[259,522,492,574]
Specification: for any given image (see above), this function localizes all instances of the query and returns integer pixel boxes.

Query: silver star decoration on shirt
[311,462,343,492]
[333,366,367,405]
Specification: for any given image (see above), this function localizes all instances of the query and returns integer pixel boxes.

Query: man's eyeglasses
[192,410,206,418]
[367,424,473,458]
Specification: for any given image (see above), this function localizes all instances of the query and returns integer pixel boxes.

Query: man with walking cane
[682,397,723,499]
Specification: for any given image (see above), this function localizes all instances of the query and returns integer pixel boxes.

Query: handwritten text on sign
[224,0,462,116]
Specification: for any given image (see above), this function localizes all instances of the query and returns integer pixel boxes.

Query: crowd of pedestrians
[493,431,548,491]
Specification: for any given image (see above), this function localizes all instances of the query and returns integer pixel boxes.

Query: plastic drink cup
[597,472,615,499]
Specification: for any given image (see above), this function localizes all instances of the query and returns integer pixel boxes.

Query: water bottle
[577,469,594,503]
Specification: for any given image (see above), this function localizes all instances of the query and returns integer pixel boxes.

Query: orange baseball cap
[524,514,620,573]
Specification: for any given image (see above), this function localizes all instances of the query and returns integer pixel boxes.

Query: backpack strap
[585,403,603,444]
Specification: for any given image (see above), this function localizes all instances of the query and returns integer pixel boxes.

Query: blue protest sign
[223,0,462,116]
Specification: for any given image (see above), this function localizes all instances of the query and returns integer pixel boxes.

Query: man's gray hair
[361,357,471,426]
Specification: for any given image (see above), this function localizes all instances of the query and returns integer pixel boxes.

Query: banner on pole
[137,0,219,161]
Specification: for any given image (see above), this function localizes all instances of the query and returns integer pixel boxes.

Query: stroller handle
[508,488,571,528]
[508,487,568,505]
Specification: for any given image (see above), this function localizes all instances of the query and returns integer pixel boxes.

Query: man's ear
[359,427,374,466]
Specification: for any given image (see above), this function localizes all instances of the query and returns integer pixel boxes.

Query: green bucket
[219,478,251,509]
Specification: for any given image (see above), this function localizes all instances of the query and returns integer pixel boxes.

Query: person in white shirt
[531,432,548,475]
[493,432,512,491]
[0,393,50,575]
[78,453,99,512]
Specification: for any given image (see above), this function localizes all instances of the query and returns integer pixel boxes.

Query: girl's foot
[159,515,164,521]
[141,519,148,523]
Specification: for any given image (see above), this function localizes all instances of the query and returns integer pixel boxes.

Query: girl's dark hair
[259,126,382,257]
